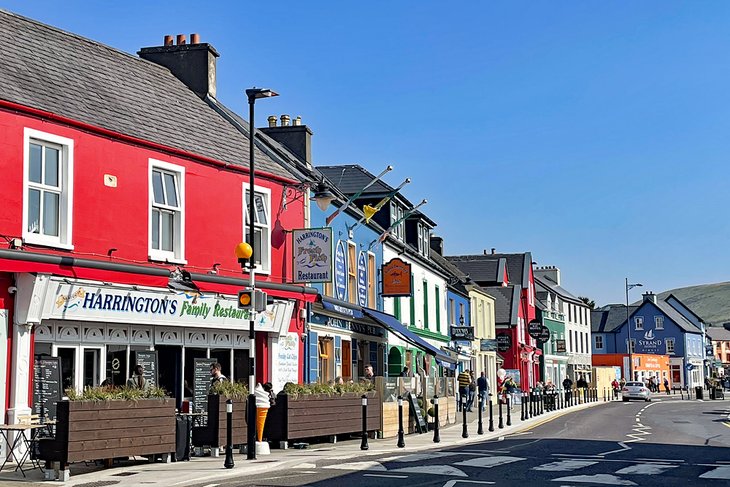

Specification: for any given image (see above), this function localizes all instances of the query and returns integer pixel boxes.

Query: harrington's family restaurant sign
[292,228,333,284]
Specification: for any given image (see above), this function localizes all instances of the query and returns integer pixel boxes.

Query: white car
[622,381,651,402]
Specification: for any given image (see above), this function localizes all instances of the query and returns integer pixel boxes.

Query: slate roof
[535,276,582,304]
[654,300,702,334]
[591,299,703,334]
[0,9,296,180]
[707,326,730,342]
[482,285,520,326]
[445,256,507,285]
[448,253,530,287]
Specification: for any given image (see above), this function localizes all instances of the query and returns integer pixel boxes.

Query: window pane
[152,171,165,204]
[164,172,178,207]
[152,210,160,249]
[28,188,41,233]
[254,194,267,225]
[161,211,174,251]
[44,146,59,187]
[43,191,60,236]
[246,229,263,265]
[29,143,42,183]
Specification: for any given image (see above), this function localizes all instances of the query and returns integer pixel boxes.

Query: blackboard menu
[134,351,158,388]
[33,355,61,421]
[407,392,427,434]
[193,358,215,415]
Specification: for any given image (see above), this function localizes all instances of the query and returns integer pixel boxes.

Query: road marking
[635,458,684,463]
[454,456,526,468]
[599,441,631,456]
[297,463,316,468]
[384,452,463,462]
[700,466,730,479]
[552,453,604,459]
[533,460,598,471]
[200,484,219,487]
[363,474,408,479]
[615,464,678,475]
[324,461,386,471]
[389,465,468,477]
[552,474,637,485]
[442,481,496,487]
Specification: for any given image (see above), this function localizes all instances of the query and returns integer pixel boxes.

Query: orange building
[592,353,671,385]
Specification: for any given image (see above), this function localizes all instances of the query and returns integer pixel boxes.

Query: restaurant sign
[357,251,368,307]
[496,332,512,352]
[480,339,497,352]
[555,339,567,353]
[292,227,333,283]
[450,326,475,340]
[527,319,542,339]
[45,280,293,334]
[334,240,347,300]
[381,258,412,297]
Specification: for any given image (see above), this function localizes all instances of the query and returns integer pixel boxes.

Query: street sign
[528,319,542,339]
[537,326,551,343]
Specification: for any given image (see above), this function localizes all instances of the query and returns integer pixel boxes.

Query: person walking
[562,376,573,403]
[457,369,471,412]
[477,371,489,412]
[127,364,150,391]
[466,373,476,412]
[663,377,670,395]
[611,378,620,399]
[209,362,227,390]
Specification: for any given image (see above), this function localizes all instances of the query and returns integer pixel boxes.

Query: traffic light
[254,290,268,312]
[238,288,254,310]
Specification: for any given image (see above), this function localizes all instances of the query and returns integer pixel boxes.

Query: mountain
[657,282,730,326]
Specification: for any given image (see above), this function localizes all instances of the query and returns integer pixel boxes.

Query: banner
[292,227,333,283]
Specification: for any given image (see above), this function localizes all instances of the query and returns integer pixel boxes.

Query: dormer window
[390,202,404,241]
[417,223,429,257]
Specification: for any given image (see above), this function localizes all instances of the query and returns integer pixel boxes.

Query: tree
[579,296,596,310]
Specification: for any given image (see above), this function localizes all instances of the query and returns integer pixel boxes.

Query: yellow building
[469,285,498,403]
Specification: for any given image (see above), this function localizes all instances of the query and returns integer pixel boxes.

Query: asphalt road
[196,396,730,487]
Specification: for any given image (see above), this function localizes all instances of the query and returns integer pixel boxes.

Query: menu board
[133,351,158,388]
[33,355,61,421]
[407,392,427,434]
[193,358,216,416]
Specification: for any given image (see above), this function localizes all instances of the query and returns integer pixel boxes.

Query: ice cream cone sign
[255,384,271,442]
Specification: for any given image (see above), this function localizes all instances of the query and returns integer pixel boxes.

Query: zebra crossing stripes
[532,460,598,471]
[699,465,730,480]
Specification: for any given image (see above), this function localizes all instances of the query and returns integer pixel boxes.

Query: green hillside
[657,282,730,326]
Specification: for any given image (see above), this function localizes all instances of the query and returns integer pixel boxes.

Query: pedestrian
[400,366,410,377]
[663,377,670,395]
[477,371,489,411]
[466,374,476,412]
[127,364,150,391]
[364,364,375,380]
[457,369,471,412]
[209,362,227,390]
[611,378,620,399]
[562,376,573,403]
[620,377,626,389]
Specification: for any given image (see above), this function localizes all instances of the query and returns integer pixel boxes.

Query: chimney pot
[280,114,291,126]
[267,115,278,127]
[164,35,174,46]
[190,33,200,44]
[176,34,186,45]
[294,116,302,126]
[491,248,496,254]
[483,249,488,255]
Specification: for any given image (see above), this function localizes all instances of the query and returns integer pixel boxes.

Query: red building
[0,11,317,425]
[447,251,539,390]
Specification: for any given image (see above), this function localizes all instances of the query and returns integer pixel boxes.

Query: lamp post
[244,87,278,460]
[625,278,643,382]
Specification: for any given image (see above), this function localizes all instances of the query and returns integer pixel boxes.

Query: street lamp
[244,87,278,460]
[625,278,643,381]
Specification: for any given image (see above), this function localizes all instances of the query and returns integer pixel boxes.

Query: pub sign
[292,227,333,283]
[496,332,512,352]
[450,326,475,340]
[381,258,412,297]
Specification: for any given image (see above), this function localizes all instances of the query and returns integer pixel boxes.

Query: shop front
[10,273,301,422]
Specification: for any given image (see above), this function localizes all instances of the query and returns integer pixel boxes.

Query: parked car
[622,381,651,402]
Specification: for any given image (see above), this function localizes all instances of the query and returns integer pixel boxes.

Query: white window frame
[243,183,272,275]
[22,128,74,250]
[655,316,664,330]
[148,160,186,264]
[634,316,644,330]
[595,335,603,350]
[666,338,675,355]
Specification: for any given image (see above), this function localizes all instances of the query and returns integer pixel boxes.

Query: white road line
[200,484,219,487]
[389,465,468,477]
[700,466,730,480]
[615,464,678,475]
[533,460,598,471]
[454,456,526,468]
[635,458,684,463]
[442,480,496,487]
[323,461,386,471]
[599,441,631,456]
[552,474,637,485]
[363,474,408,479]
[552,453,604,459]
[385,452,463,462]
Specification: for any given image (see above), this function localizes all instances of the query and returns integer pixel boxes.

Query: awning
[361,308,456,364]
[437,359,457,370]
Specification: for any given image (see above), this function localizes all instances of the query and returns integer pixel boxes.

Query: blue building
[591,292,706,388]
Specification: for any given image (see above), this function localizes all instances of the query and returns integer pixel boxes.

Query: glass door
[82,348,101,388]
[56,347,76,393]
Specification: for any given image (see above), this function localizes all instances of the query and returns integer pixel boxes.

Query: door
[82,347,102,388]
[342,341,352,381]
[56,347,76,393]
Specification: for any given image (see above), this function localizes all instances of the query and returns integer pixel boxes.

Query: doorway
[82,348,102,388]
[342,341,352,381]
[57,347,76,392]
[156,345,182,405]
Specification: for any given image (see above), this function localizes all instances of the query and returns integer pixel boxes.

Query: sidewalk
[0,398,608,486]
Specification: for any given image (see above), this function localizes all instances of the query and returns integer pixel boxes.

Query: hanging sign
[555,339,567,353]
[381,258,412,297]
[496,332,512,352]
[450,326,475,340]
[480,339,497,352]
[334,241,347,301]
[357,252,368,307]
[537,326,551,343]
[292,227,333,283]
[528,319,542,339]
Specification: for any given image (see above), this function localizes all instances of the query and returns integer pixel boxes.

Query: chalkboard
[133,351,158,388]
[33,355,61,421]
[407,392,427,434]
[193,358,216,416]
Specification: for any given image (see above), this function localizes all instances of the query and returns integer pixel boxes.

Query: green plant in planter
[427,407,435,417]
[209,380,249,399]
[65,385,167,401]
[282,381,375,398]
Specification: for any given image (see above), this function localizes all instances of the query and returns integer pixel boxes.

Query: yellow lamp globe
[234,242,253,260]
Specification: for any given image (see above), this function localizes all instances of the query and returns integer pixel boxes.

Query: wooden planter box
[265,391,381,444]
[38,398,176,478]
[191,395,247,449]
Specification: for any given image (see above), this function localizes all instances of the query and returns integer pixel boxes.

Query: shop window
[244,185,271,273]
[23,128,74,249]
[150,160,185,263]
[347,242,357,304]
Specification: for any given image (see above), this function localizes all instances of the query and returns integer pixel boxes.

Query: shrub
[65,385,167,401]
[281,381,375,398]
[209,380,249,399]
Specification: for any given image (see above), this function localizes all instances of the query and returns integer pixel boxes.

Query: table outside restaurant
[0,423,47,477]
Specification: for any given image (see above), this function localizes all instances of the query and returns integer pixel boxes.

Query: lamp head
[246,88,279,100]
[312,183,336,212]
[234,242,253,267]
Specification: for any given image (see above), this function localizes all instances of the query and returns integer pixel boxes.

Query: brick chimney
[642,291,657,304]
[429,235,444,255]
[138,33,219,99]
[534,265,561,286]
[260,114,313,166]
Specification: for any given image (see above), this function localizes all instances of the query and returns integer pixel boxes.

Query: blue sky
[4,1,729,306]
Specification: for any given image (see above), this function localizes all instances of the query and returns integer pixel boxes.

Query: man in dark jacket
[477,372,489,411]
[562,376,573,403]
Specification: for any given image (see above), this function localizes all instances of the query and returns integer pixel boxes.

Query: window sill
[22,235,74,251]
[148,252,188,266]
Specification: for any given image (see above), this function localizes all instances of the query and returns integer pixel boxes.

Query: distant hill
[656,282,730,326]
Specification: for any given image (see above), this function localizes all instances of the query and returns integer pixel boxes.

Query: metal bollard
[521,392,526,421]
[397,395,405,448]
[224,399,234,469]
[477,394,484,435]
[433,395,440,443]
[498,397,504,429]
[529,389,534,418]
[488,394,495,432]
[462,396,469,438]
[247,394,256,460]
[506,394,512,426]
[361,395,369,450]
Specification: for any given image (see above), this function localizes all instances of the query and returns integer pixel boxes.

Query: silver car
[622,381,651,402]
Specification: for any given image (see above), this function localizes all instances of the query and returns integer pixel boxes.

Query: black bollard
[462,396,469,438]
[488,394,495,432]
[506,394,512,426]
[397,396,405,448]
[433,395,441,443]
[559,389,564,409]
[477,393,484,435]
[521,392,526,421]
[361,395,369,450]
[583,387,587,404]
[247,394,256,460]
[224,399,234,469]
[529,389,534,418]
[498,397,504,428]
